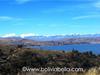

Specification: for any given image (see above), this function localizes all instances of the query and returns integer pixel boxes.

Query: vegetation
[0,45,100,75]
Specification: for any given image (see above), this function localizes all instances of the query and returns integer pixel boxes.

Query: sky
[0,0,100,36]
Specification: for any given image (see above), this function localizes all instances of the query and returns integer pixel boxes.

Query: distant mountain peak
[0,33,36,38]
[1,33,100,41]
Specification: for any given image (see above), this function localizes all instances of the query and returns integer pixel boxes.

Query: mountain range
[0,34,100,46]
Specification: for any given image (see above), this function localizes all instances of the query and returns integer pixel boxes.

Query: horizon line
[0,33,100,38]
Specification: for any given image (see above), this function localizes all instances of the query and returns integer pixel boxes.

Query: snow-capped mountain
[1,33,100,46]
[1,33,100,41]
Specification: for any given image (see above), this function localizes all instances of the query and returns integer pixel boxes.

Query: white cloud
[0,16,22,21]
[15,0,32,4]
[94,1,100,8]
[72,15,100,20]
[0,16,13,21]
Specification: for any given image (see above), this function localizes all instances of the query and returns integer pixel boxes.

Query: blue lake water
[30,44,100,54]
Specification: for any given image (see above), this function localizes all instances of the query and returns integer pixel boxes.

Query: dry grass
[85,68,100,75]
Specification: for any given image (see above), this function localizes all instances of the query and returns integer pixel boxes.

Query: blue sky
[0,0,100,36]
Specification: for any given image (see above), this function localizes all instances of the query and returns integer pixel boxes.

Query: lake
[29,44,100,54]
